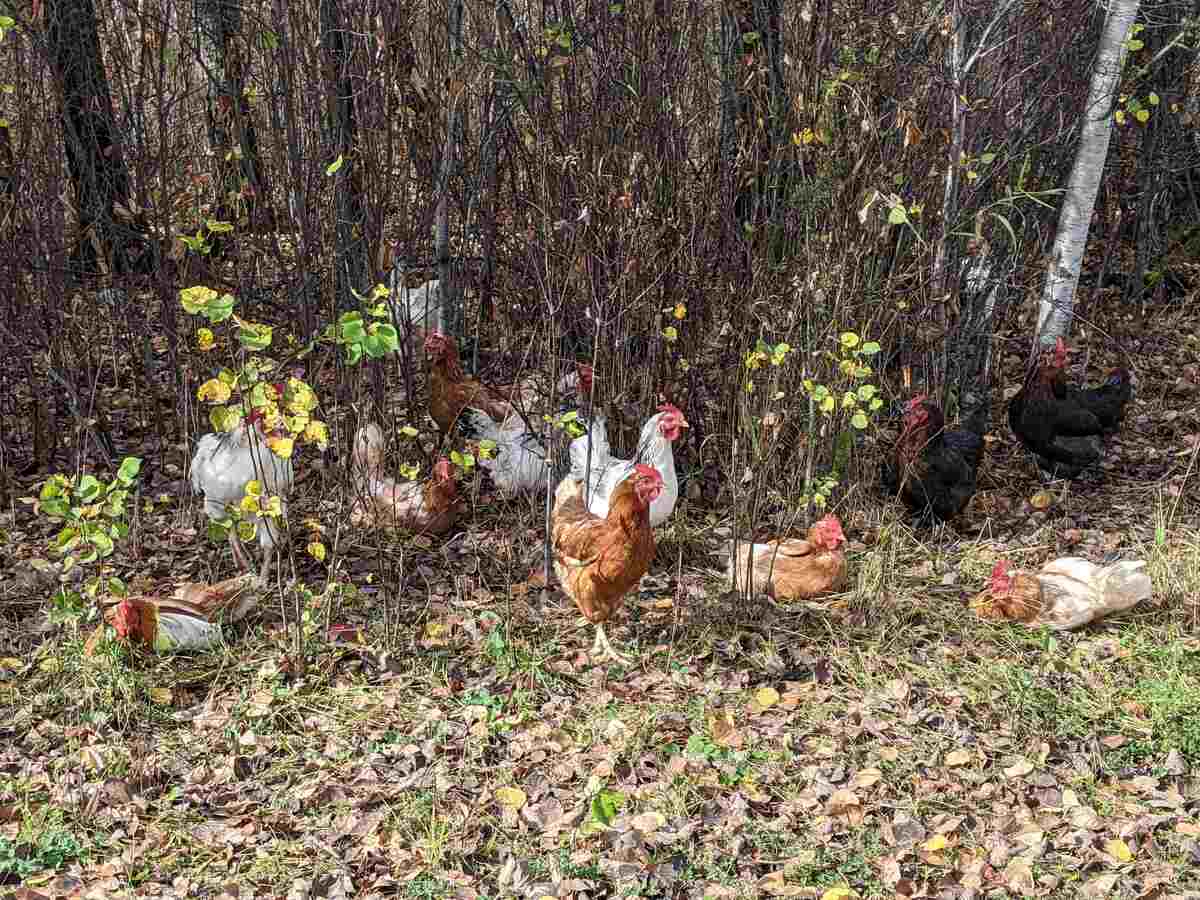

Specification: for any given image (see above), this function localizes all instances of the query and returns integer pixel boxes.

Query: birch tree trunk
[1035,0,1141,351]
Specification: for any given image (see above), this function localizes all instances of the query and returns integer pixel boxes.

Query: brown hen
[552,463,663,664]
[424,331,515,434]
[726,514,847,600]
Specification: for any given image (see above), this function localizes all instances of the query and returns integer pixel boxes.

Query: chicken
[552,463,664,664]
[726,514,847,600]
[569,403,688,528]
[461,364,595,496]
[90,573,259,653]
[882,395,985,521]
[389,276,443,344]
[971,557,1152,630]
[1008,338,1134,479]
[424,331,515,434]
[191,409,294,582]
[349,423,460,533]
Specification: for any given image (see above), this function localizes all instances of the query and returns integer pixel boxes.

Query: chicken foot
[590,623,633,666]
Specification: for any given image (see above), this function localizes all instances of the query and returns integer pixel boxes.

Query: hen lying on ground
[1008,337,1134,479]
[88,573,260,653]
[349,424,461,533]
[882,395,985,522]
[971,557,1152,630]
[552,463,664,665]
[568,403,688,528]
[725,514,847,601]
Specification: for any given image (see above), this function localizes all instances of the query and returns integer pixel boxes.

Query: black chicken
[883,395,986,522]
[1008,337,1134,479]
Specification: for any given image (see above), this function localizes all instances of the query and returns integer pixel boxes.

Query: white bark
[1036,0,1142,351]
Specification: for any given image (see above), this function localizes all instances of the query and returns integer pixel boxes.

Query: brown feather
[551,472,657,627]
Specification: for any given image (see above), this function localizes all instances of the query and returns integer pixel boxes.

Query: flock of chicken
[100,328,1152,659]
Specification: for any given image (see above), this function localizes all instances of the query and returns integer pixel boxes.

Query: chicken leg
[228,530,253,573]
[590,623,632,666]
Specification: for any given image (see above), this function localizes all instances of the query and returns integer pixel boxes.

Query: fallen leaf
[1104,838,1133,863]
[495,787,527,810]
[755,686,780,709]
[922,834,948,851]
[944,749,972,767]
[1004,758,1034,778]
[148,686,173,705]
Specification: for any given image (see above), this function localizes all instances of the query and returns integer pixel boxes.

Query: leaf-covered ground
[2,299,1200,900]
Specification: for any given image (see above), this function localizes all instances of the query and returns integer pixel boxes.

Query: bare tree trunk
[437,0,466,344]
[194,0,274,236]
[45,0,148,277]
[321,0,371,310]
[1036,0,1142,351]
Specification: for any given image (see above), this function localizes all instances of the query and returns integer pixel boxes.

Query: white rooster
[459,364,594,497]
[190,410,294,582]
[569,403,688,528]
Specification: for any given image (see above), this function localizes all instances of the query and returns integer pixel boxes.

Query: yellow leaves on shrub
[197,378,232,404]
[266,436,294,459]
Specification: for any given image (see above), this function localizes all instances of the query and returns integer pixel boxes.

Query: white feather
[462,407,549,496]
[190,423,294,552]
[1036,557,1152,630]
[569,411,680,527]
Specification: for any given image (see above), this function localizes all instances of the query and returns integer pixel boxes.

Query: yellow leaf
[1104,838,1133,863]
[922,834,948,851]
[148,686,174,705]
[244,480,263,497]
[197,378,233,403]
[39,657,63,674]
[495,787,527,809]
[307,541,326,562]
[239,495,260,515]
[266,436,294,459]
[820,888,857,900]
[303,420,329,448]
[1030,490,1054,510]
[0,657,23,670]
[196,327,215,351]
[755,686,780,708]
[673,303,687,320]
[944,749,972,767]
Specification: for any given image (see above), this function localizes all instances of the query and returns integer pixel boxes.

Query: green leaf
[400,425,419,437]
[76,475,103,504]
[856,384,877,401]
[839,332,860,349]
[859,341,881,355]
[89,531,115,558]
[236,321,273,351]
[107,577,127,597]
[326,154,344,176]
[591,790,623,826]
[339,316,367,343]
[41,497,70,518]
[851,411,869,429]
[117,456,142,485]
[206,219,234,234]
[887,205,908,225]
[362,333,390,358]
[344,343,363,366]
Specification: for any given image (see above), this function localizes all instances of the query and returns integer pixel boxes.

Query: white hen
[569,403,688,528]
[388,276,443,343]
[190,412,294,582]
[460,364,594,497]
